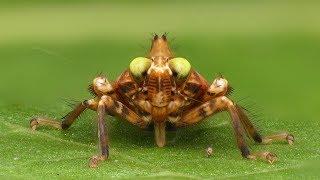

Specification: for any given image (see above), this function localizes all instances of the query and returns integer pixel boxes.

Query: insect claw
[30,118,39,130]
[88,156,99,168]
[266,153,277,164]
[286,134,295,145]
[249,152,277,164]
[88,155,107,168]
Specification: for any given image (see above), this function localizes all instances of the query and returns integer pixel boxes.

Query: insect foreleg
[88,100,109,168]
[87,95,150,168]
[100,95,150,128]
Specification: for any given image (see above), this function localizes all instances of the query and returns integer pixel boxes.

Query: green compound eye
[168,57,191,81]
[129,57,152,82]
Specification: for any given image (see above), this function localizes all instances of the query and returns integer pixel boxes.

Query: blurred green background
[0,0,320,179]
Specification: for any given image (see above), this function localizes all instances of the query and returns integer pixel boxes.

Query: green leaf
[0,104,319,179]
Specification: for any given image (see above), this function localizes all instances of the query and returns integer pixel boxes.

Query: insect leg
[235,105,263,143]
[30,98,98,130]
[88,99,109,168]
[87,95,150,168]
[174,97,226,126]
[99,95,150,128]
[175,96,278,164]
[227,104,278,163]
[154,122,166,147]
[235,105,294,145]
[175,97,251,158]
[261,132,294,145]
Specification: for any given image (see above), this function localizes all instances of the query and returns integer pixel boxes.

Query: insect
[30,34,294,167]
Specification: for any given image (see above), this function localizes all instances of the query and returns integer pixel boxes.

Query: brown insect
[30,34,294,167]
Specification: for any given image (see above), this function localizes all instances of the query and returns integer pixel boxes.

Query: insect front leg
[88,99,109,168]
[88,95,150,168]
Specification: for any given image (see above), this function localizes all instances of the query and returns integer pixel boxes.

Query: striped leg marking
[99,95,149,128]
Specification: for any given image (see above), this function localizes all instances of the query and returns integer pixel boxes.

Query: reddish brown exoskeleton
[30,34,294,167]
